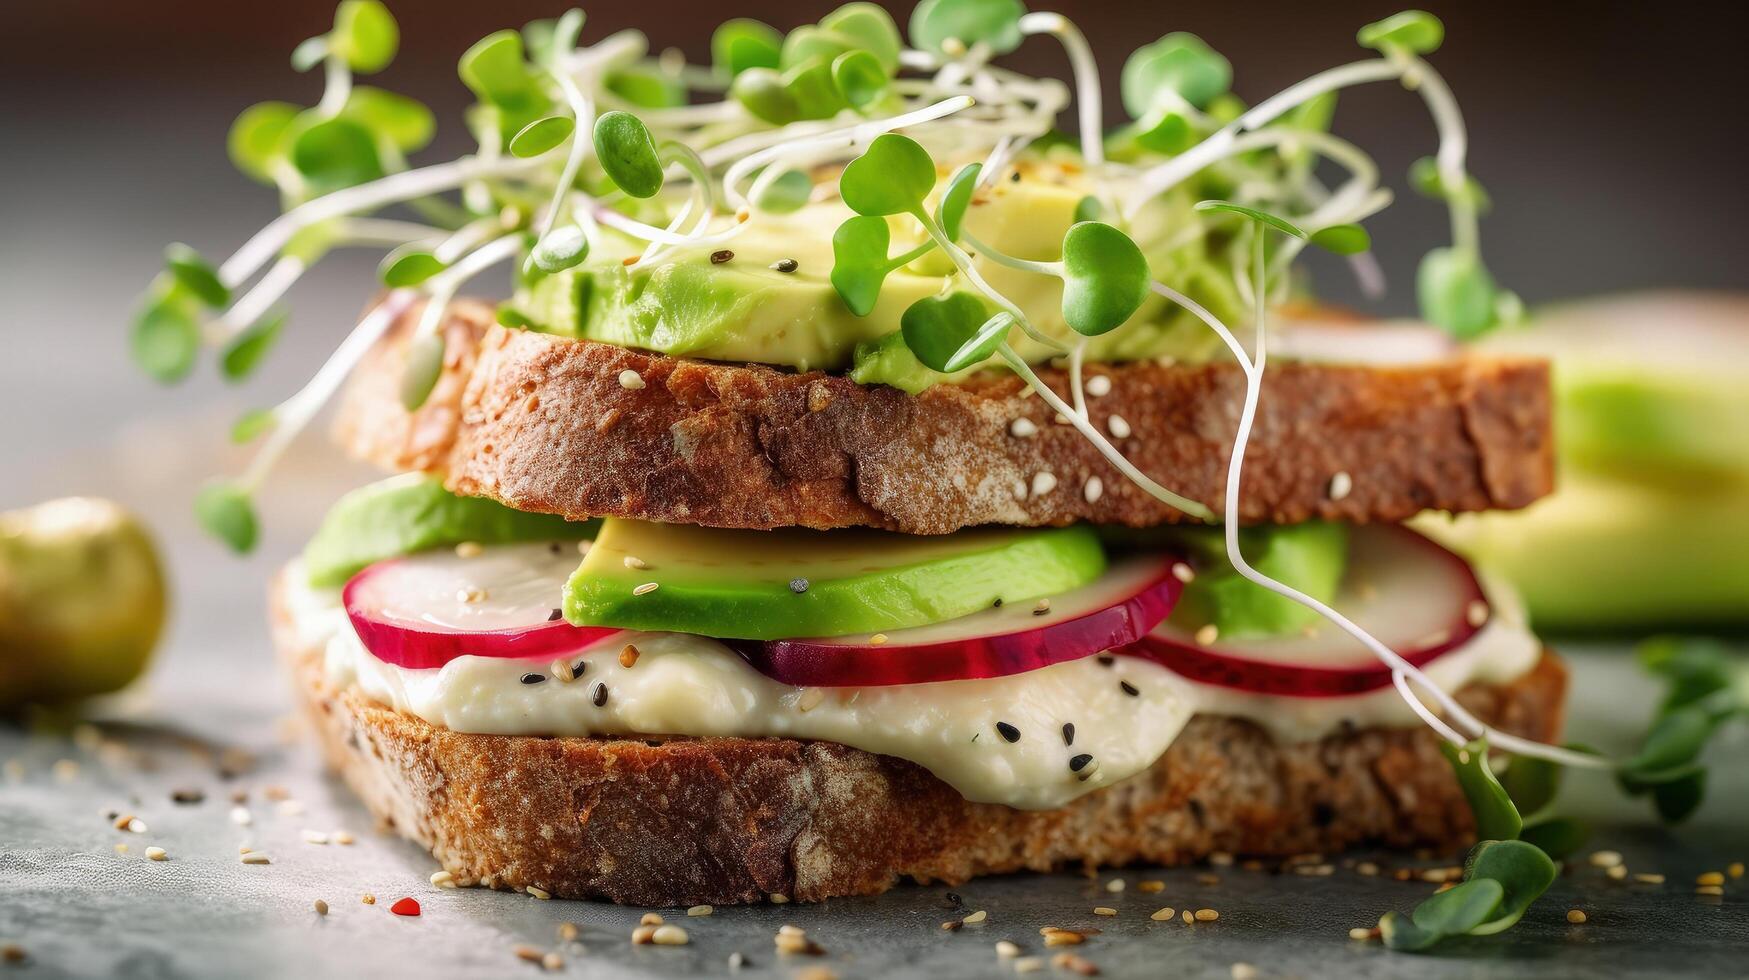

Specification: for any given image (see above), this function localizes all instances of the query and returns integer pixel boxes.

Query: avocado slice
[1162,521,1350,640]
[565,519,1106,640]
[303,475,597,588]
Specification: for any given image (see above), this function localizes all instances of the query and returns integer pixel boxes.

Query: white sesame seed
[641,912,665,926]
[1231,963,1259,979]
[995,939,1021,958]
[1633,872,1666,884]
[551,659,576,683]
[454,541,483,559]
[333,830,355,845]
[1466,600,1490,628]
[796,687,825,712]
[1054,413,1070,425]
[458,586,488,604]
[770,893,790,904]
[623,555,648,570]
[1014,956,1045,973]
[778,925,806,937]
[1195,908,1220,921]
[241,852,271,865]
[632,582,660,596]
[1328,471,1353,502]
[618,369,646,390]
[302,830,330,845]
[1009,417,1039,438]
[1093,907,1118,916]
[728,952,746,970]
[1150,907,1176,921]
[430,870,457,888]
[687,905,714,917]
[1348,927,1373,940]
[632,925,658,945]
[1031,472,1058,497]
[230,806,253,826]
[526,885,552,900]
[1011,478,1028,500]
[963,909,987,923]
[1034,598,1051,614]
[577,540,593,556]
[126,818,148,834]
[869,633,889,645]
[1566,909,1587,924]
[542,953,563,971]
[1106,414,1132,439]
[1083,476,1104,503]
[1589,850,1624,869]
[1085,375,1112,397]
[1171,562,1195,583]
[1195,624,1220,646]
[652,925,690,946]
[145,846,168,862]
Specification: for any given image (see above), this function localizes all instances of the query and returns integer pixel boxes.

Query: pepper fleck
[1069,753,1094,773]
[592,682,609,707]
[996,721,1021,743]
[1062,722,1075,746]
[710,249,734,264]
[520,672,546,685]
[1096,655,1115,667]
[789,578,810,594]
[992,597,1003,608]
[1120,680,1140,697]
[547,608,563,622]
[1009,170,1022,183]
[771,258,799,273]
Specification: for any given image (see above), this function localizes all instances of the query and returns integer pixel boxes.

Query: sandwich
[139,2,1585,908]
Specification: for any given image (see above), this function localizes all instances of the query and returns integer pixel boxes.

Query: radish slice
[1125,525,1487,697]
[344,542,620,669]
[734,554,1186,687]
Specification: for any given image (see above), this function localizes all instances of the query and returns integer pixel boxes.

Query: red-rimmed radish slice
[344,541,620,669]
[734,554,1187,687]
[1125,525,1488,697]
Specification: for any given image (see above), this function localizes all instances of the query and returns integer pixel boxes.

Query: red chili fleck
[390,897,421,917]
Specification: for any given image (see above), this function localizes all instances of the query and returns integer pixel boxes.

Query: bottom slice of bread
[273,575,1566,907]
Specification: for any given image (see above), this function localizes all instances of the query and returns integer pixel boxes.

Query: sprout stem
[213,256,305,347]
[1018,13,1104,168]
[318,55,353,118]
[916,211,1066,353]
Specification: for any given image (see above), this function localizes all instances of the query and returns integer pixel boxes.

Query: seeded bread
[332,300,1555,535]
[273,571,1567,907]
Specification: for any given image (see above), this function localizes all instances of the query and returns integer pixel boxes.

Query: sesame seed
[362,894,376,905]
[333,830,355,845]
[1120,681,1140,697]
[1232,964,1259,980]
[1009,417,1039,438]
[1107,414,1132,439]
[1633,872,1665,884]
[1697,871,1725,886]
[1589,850,1624,868]
[1033,598,1051,615]
[735,207,750,223]
[942,919,963,932]
[1357,861,1379,876]
[618,369,646,390]
[778,925,806,937]
[1138,880,1165,893]
[314,899,329,915]
[632,925,658,945]
[145,846,168,861]
[1348,926,1374,940]
[520,672,546,685]
[789,577,810,593]
[1607,864,1628,880]
[1210,851,1235,867]
[771,258,799,273]
[996,939,1021,957]
[1151,907,1176,921]
[1085,375,1111,397]
[710,249,734,264]
[1194,624,1219,646]
[231,806,253,826]
[557,922,580,942]
[1031,472,1058,497]
[1083,476,1104,504]
[619,644,641,668]
[869,633,889,645]
[770,893,790,903]
[1195,908,1219,921]
[1041,930,1083,947]
[1328,471,1353,501]
[1567,909,1587,924]
[430,870,456,888]
[526,885,552,900]
[963,909,988,923]
[622,254,642,266]
[551,659,575,683]
[774,932,823,955]
[241,852,271,865]
[1181,909,1194,924]
[687,905,713,917]
[1069,754,1093,772]
[1466,600,1490,628]
[996,721,1021,743]
[623,555,648,569]
[454,541,483,559]
[728,952,746,970]
[1062,722,1075,746]
[513,946,545,964]
[1093,907,1117,916]
[1014,956,1045,973]
[1730,862,1745,879]
[302,830,330,845]
[796,687,825,712]
[1697,885,1725,896]
[1106,878,1125,893]
[641,912,665,926]
[542,953,564,970]
[577,540,593,555]
[632,582,659,596]
[592,683,609,707]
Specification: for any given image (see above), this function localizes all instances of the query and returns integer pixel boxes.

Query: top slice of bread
[334,300,1554,534]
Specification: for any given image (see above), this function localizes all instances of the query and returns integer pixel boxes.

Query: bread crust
[273,572,1566,907]
[332,301,1555,534]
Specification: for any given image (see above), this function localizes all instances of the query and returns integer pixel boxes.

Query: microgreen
[289,116,385,194]
[755,169,814,213]
[459,30,552,146]
[1417,247,1498,338]
[1499,751,1563,817]
[131,287,201,384]
[510,116,577,158]
[342,87,435,155]
[729,68,801,125]
[817,3,904,74]
[606,65,687,109]
[829,215,898,316]
[1072,195,1103,223]
[937,163,982,241]
[831,50,889,109]
[712,18,783,77]
[900,292,1006,372]
[592,111,664,199]
[228,102,301,185]
[1060,222,1149,336]
[1462,840,1556,934]
[1194,200,1306,240]
[908,0,1027,57]
[530,225,590,274]
[221,311,286,382]
[1515,816,1590,861]
[230,408,276,445]
[1409,157,1491,210]
[1379,839,1556,952]
[1409,878,1504,936]
[841,134,936,216]
[329,1,399,74]
[1358,10,1445,55]
[1439,738,1523,842]
[194,482,259,555]
[379,245,446,287]
[1121,33,1231,117]
[1308,223,1371,255]
[164,244,230,308]
[398,332,447,412]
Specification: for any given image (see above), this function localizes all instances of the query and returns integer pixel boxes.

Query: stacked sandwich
[146,2,1568,905]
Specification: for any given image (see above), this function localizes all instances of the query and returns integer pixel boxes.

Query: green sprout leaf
[1517,816,1590,860]
[509,115,576,158]
[547,8,586,65]
[531,225,590,274]
[606,64,688,109]
[342,87,436,154]
[1620,705,1715,781]
[289,115,385,194]
[1134,110,1198,154]
[330,0,399,73]
[1073,195,1104,224]
[841,133,936,217]
[164,243,230,308]
[194,482,259,555]
[1060,221,1151,336]
[1309,223,1372,255]
[782,57,849,120]
[131,289,201,384]
[221,311,286,382]
[1418,247,1498,338]
[230,409,276,445]
[1440,738,1524,843]
[1378,912,1442,952]
[1637,636,1737,713]
[1121,33,1232,117]
[592,111,664,199]
[1500,752,1563,817]
[1410,878,1505,936]
[830,215,894,316]
[1409,157,1491,211]
[712,18,783,77]
[755,169,815,213]
[227,102,300,184]
[730,67,801,125]
[379,246,446,287]
[1194,200,1306,239]
[459,29,549,127]
[399,332,447,411]
[900,292,998,373]
[1358,10,1445,55]
[1463,839,1557,935]
[908,0,1026,57]
[831,49,888,108]
[937,162,982,241]
[819,2,904,74]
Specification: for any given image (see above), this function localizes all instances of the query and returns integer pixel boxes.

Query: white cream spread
[286,558,1541,810]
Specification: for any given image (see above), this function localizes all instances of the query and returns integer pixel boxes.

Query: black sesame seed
[520,672,546,685]
[1096,654,1115,667]
[789,578,810,594]
[547,608,563,622]
[1009,170,1021,183]
[572,660,587,677]
[1062,722,1075,746]
[1068,753,1094,773]
[992,597,1003,608]
[996,721,1021,743]
[548,542,563,555]
[946,891,964,907]
[592,682,609,707]
[170,789,204,805]
[771,258,799,273]
[710,249,734,264]
[1120,680,1139,697]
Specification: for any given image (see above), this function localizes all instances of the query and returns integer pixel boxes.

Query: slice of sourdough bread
[273,571,1566,907]
[333,301,1555,535]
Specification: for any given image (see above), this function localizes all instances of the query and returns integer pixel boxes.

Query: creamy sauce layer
[287,560,1541,810]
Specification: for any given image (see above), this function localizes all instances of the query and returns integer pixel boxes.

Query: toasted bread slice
[333,301,1554,534]
[274,570,1566,907]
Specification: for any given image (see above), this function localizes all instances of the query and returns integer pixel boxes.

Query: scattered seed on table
[145,846,168,861]
[1567,909,1587,924]
[963,909,987,924]
[526,886,551,900]
[1151,908,1176,921]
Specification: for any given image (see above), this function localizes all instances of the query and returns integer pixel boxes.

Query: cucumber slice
[304,474,597,587]
[565,519,1107,640]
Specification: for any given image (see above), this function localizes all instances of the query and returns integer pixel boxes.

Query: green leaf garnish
[591,111,664,199]
[289,115,386,194]
[840,133,936,217]
[829,215,895,316]
[1409,157,1491,211]
[1417,247,1498,338]
[899,292,1002,373]
[131,289,201,384]
[341,87,435,154]
[908,0,1027,57]
[221,311,286,382]
[1500,752,1563,817]
[399,332,447,411]
[1309,223,1372,255]
[509,115,577,158]
[712,18,783,77]
[1194,200,1306,239]
[330,0,399,73]
[937,162,982,242]
[1121,33,1231,118]
[1060,222,1150,336]
[531,225,590,274]
[1409,878,1504,936]
[1072,195,1103,224]
[729,67,801,125]
[227,102,300,185]
[819,2,904,74]
[782,57,849,120]
[606,65,688,109]
[1463,839,1556,935]
[1358,10,1445,55]
[1382,839,1556,952]
[164,243,230,308]
[1439,738,1524,843]
[230,409,276,445]
[194,482,259,554]
[1378,912,1441,952]
[1134,110,1198,154]
[755,169,815,213]
[831,49,888,109]
[379,246,446,287]
[1517,816,1590,860]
